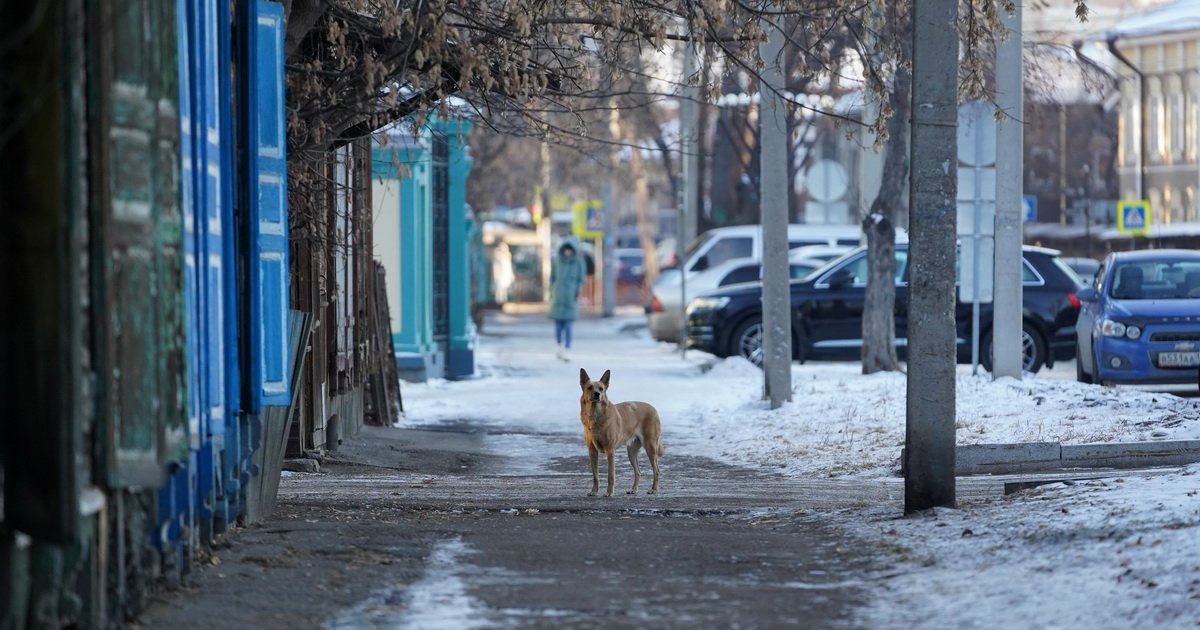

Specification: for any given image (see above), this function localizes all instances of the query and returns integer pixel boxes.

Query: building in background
[1107,0,1200,229]
[372,117,477,382]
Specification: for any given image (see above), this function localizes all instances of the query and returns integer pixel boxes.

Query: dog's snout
[590,392,601,401]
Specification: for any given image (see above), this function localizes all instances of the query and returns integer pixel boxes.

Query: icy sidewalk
[400,307,1200,627]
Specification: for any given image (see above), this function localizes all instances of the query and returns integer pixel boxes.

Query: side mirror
[828,268,855,288]
[1076,287,1099,302]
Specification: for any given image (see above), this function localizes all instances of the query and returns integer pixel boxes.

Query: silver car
[646,256,828,342]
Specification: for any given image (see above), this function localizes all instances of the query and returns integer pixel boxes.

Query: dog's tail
[656,436,665,457]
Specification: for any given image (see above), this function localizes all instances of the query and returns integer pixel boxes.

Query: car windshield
[1109,260,1200,299]
[680,234,712,263]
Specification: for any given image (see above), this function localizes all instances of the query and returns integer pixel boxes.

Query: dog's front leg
[587,444,599,497]
[605,450,616,497]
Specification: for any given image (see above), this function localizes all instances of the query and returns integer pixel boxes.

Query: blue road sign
[1022,195,1037,222]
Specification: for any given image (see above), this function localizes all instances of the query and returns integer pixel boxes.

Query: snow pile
[677,363,1200,479]
[401,312,1199,480]
[852,465,1200,627]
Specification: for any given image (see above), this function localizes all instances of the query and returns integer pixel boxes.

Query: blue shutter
[178,0,201,446]
[200,0,227,432]
[249,0,289,409]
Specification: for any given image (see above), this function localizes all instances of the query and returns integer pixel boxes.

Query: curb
[901,440,1200,475]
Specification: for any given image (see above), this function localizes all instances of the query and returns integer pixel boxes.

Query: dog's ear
[600,369,611,387]
[579,368,589,389]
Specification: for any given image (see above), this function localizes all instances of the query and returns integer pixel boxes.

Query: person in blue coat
[549,238,587,360]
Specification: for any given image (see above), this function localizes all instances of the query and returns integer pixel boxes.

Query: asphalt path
[137,419,1177,630]
[136,308,1191,628]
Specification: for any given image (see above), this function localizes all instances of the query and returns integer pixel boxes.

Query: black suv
[685,244,1084,373]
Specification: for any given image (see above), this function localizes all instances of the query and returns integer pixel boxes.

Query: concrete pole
[603,102,620,317]
[993,5,1024,379]
[680,40,700,255]
[905,0,958,512]
[678,38,699,351]
[759,19,792,408]
[540,119,553,300]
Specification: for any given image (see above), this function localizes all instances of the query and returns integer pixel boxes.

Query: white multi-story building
[1107,0,1200,226]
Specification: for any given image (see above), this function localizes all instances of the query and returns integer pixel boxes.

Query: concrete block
[900,442,1060,475]
[1061,440,1200,469]
[956,442,1062,475]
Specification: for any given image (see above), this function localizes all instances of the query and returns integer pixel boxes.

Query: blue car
[1075,249,1200,386]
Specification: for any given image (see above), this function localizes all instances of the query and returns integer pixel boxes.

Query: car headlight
[687,296,730,313]
[1100,319,1141,339]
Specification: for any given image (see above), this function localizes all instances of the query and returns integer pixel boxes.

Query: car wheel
[1075,341,1093,384]
[1020,324,1047,373]
[729,317,764,367]
[981,322,1046,374]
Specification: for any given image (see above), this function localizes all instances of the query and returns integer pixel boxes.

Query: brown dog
[579,368,663,497]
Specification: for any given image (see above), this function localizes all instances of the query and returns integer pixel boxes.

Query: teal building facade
[372,118,476,381]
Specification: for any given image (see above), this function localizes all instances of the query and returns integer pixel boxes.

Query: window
[697,236,752,270]
[822,250,907,287]
[1110,261,1200,299]
[790,263,816,279]
[1148,90,1163,163]
[1170,90,1185,161]
[719,264,761,287]
[1191,87,1200,162]
[1148,77,1167,163]
[1122,83,1137,166]
[1021,259,1044,285]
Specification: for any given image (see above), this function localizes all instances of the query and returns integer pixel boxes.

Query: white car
[655,224,865,290]
[647,256,826,343]
[787,244,854,264]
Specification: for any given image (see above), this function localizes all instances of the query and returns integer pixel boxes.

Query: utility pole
[992,5,1023,379]
[759,18,792,408]
[603,101,619,317]
[905,0,958,512]
[539,116,553,299]
[678,36,699,350]
[680,43,700,253]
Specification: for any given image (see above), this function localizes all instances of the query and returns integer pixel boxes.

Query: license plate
[1157,351,1200,368]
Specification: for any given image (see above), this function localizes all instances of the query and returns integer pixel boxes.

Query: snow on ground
[400,308,1200,625]
[851,466,1200,628]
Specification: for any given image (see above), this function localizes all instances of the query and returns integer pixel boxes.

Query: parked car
[685,244,1083,372]
[1075,249,1200,386]
[1062,257,1101,286]
[655,224,866,289]
[650,225,865,342]
[616,248,646,284]
[647,257,823,342]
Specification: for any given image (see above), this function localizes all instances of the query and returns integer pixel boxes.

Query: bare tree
[858,0,911,374]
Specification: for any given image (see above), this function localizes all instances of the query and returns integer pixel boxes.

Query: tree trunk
[861,59,911,374]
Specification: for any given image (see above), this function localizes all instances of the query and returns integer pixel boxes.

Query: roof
[1105,0,1200,40]
[1110,248,1200,262]
[1100,221,1200,240]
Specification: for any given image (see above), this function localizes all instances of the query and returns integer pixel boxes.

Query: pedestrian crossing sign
[1117,200,1150,235]
[572,199,604,239]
